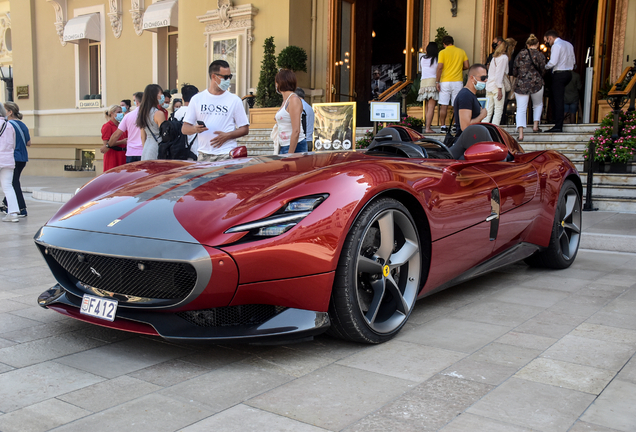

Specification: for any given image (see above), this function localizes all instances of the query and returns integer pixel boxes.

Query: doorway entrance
[328,0,422,126]
[488,0,616,122]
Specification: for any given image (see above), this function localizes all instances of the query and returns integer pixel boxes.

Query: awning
[63,13,101,44]
[142,0,179,32]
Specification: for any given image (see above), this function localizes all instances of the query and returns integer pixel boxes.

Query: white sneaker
[2,213,19,223]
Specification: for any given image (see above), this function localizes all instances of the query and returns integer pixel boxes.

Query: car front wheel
[328,198,422,343]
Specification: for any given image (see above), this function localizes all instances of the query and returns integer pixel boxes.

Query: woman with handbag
[1,102,30,218]
[417,42,439,133]
[513,34,546,141]
[100,105,128,171]
[482,40,508,125]
[137,84,166,160]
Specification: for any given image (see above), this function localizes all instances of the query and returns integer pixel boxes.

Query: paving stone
[0,332,107,368]
[0,398,90,432]
[600,298,636,316]
[174,345,251,370]
[398,318,510,353]
[448,300,544,327]
[240,345,337,378]
[496,331,557,351]
[492,287,569,308]
[0,337,16,349]
[580,380,636,431]
[0,300,30,313]
[409,374,494,406]
[0,362,14,374]
[54,337,192,378]
[128,359,211,387]
[515,358,615,394]
[408,303,456,325]
[541,335,635,371]
[441,358,519,386]
[467,342,540,369]
[467,378,595,432]
[514,310,586,339]
[439,412,536,431]
[0,314,42,336]
[161,361,293,413]
[282,334,370,360]
[548,294,610,317]
[57,375,162,412]
[586,310,636,331]
[616,356,636,385]
[0,320,86,344]
[337,340,465,382]
[519,275,591,292]
[246,364,415,431]
[569,421,623,432]
[571,322,636,345]
[0,361,104,412]
[51,393,212,432]
[180,404,329,431]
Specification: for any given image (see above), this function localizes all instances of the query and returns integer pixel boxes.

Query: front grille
[47,248,197,301]
[176,305,287,327]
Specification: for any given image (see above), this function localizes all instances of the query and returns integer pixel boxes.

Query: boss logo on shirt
[200,105,229,114]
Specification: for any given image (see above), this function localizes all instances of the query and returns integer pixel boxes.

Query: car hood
[46,152,429,246]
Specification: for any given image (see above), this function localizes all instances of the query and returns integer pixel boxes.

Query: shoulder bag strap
[9,120,26,145]
[0,120,7,137]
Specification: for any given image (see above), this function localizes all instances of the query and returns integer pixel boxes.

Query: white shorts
[438,81,464,106]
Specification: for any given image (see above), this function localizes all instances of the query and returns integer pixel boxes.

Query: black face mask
[492,42,498,50]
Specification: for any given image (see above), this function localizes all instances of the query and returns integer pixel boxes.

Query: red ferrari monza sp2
[36,124,582,344]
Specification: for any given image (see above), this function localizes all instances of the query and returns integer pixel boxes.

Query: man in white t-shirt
[182,60,249,162]
[173,84,200,157]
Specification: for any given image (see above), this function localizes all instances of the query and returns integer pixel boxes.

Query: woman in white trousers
[0,103,18,222]
[513,34,546,141]
[482,41,508,125]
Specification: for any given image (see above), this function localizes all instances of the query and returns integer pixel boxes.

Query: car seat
[449,124,494,159]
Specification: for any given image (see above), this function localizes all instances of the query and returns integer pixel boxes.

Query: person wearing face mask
[162,90,172,111]
[452,64,489,138]
[543,29,575,132]
[182,60,249,162]
[137,84,167,161]
[100,105,128,171]
[486,36,504,68]
[109,92,143,163]
[120,100,131,116]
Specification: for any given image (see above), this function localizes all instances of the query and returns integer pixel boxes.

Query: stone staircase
[238,124,636,212]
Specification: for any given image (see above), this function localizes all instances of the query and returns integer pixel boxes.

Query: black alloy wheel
[328,198,422,343]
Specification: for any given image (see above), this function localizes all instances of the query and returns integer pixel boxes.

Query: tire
[328,198,422,343]
[525,179,581,269]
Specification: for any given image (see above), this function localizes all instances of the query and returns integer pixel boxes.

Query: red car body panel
[36,124,581,341]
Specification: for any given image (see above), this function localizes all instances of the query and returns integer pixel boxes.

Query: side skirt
[419,242,541,298]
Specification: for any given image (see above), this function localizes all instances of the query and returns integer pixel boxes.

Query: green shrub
[256,37,283,108]
[277,46,308,73]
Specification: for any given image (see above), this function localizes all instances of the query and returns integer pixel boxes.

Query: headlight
[225,194,328,238]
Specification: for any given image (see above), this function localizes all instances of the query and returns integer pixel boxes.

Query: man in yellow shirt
[435,36,470,132]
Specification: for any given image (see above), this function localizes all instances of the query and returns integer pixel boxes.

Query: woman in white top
[275,69,306,154]
[482,41,509,125]
[418,42,440,133]
[136,84,166,160]
[0,104,18,222]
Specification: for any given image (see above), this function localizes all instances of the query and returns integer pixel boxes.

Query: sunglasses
[215,73,233,80]
[476,75,488,81]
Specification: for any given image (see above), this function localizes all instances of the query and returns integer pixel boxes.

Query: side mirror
[464,141,508,162]
[230,146,248,159]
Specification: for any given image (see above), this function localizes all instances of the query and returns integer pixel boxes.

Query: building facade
[1,0,635,176]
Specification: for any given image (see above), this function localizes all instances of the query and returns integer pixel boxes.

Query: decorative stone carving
[46,0,68,46]
[108,0,123,38]
[0,13,11,61]
[130,0,144,36]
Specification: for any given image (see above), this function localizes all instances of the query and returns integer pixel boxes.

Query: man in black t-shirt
[453,63,488,136]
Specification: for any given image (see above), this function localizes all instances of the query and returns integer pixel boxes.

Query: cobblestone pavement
[0,197,635,432]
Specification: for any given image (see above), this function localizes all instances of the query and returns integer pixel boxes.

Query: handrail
[371,80,413,103]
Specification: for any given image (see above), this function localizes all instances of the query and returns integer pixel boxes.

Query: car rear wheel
[328,198,421,343]
[525,179,581,269]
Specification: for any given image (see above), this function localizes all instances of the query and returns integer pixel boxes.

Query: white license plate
[80,294,118,322]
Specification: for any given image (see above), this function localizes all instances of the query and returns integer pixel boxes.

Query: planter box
[584,160,636,173]
[597,99,612,121]
[248,107,278,129]
[407,104,453,127]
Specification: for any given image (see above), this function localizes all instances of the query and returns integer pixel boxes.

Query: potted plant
[584,110,636,173]
[250,37,283,128]
[277,46,308,73]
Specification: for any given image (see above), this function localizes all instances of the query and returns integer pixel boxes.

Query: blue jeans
[564,102,578,114]
[126,156,142,163]
[279,139,308,154]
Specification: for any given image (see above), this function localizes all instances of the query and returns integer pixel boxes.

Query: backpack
[157,118,197,161]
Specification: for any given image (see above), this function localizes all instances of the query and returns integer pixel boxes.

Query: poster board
[313,102,356,152]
